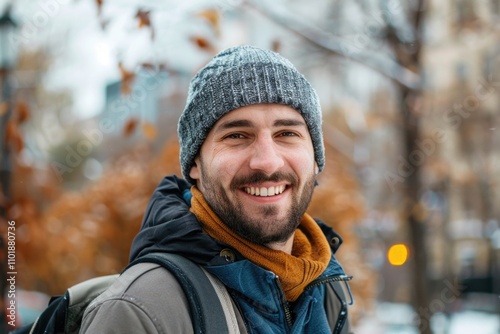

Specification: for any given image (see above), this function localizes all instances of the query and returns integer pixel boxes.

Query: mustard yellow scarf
[190,187,331,302]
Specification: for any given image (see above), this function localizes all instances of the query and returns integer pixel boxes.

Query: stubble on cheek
[197,157,316,245]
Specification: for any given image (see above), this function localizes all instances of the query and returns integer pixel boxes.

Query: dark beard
[199,168,316,246]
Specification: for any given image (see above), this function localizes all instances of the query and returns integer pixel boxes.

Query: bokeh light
[387,244,409,266]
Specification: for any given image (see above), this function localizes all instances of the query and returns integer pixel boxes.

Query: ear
[189,157,201,181]
[314,162,319,175]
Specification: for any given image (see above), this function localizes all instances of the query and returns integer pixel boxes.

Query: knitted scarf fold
[190,187,331,302]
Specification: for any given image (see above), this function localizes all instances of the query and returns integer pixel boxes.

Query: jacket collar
[129,175,224,265]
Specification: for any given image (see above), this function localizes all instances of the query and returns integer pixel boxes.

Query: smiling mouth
[244,185,286,197]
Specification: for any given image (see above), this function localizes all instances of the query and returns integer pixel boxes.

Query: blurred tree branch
[244,0,421,89]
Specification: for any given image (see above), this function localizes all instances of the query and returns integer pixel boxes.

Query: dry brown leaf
[123,118,139,137]
[190,36,216,53]
[271,40,281,53]
[12,134,23,153]
[136,9,151,29]
[5,120,23,153]
[0,102,8,117]
[118,62,135,95]
[96,0,103,13]
[197,9,220,36]
[16,100,30,124]
[142,122,157,141]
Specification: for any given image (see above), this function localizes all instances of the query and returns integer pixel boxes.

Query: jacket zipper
[273,275,293,330]
[273,274,353,332]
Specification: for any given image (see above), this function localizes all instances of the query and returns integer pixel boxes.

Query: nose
[248,134,285,175]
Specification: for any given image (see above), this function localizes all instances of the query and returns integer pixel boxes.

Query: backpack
[10,253,230,334]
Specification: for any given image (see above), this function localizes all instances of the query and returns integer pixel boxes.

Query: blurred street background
[0,0,499,333]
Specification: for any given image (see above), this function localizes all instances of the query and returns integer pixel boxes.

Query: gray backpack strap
[127,253,229,334]
[202,268,246,334]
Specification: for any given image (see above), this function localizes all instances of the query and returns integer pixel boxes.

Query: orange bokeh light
[388,244,409,266]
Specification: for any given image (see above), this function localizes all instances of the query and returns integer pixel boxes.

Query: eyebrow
[216,118,307,132]
[217,119,253,130]
[274,119,306,127]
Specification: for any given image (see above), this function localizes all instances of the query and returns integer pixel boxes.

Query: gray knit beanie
[178,45,325,184]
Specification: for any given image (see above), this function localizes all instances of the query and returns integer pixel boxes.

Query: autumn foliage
[8,140,180,293]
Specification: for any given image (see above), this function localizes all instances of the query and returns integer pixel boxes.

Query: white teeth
[245,185,285,197]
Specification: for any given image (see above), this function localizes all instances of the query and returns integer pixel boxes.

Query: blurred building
[422,0,500,305]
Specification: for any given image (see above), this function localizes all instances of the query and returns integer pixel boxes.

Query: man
[80,45,352,333]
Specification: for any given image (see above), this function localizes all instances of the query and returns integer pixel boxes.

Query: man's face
[190,103,318,246]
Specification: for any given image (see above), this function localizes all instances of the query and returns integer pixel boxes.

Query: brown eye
[225,133,245,139]
[279,131,298,137]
